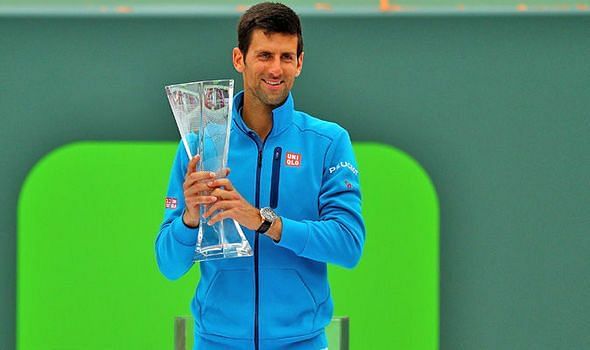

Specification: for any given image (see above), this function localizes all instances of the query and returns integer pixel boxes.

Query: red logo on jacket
[285,152,301,167]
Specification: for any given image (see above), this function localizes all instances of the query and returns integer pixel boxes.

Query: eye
[258,52,271,60]
[281,54,294,62]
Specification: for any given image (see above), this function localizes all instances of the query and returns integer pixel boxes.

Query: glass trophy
[165,79,253,262]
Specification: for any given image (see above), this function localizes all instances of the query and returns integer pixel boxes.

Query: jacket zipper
[237,115,272,350]
[270,147,282,209]
[254,147,262,350]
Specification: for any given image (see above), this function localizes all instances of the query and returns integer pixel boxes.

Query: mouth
[262,79,283,88]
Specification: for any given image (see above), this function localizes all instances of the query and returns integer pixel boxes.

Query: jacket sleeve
[277,129,366,268]
[154,141,198,280]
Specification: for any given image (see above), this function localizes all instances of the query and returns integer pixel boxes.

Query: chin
[266,97,287,108]
[261,93,288,107]
[269,92,285,100]
[251,86,289,107]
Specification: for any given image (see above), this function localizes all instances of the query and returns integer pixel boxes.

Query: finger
[210,188,239,200]
[187,194,218,205]
[185,154,200,176]
[184,180,214,195]
[207,209,234,226]
[224,167,231,177]
[203,200,239,218]
[186,196,216,211]
[207,178,235,191]
[184,171,216,189]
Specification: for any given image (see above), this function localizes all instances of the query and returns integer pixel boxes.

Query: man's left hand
[203,176,262,231]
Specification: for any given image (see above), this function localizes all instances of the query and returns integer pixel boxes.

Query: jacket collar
[232,90,294,139]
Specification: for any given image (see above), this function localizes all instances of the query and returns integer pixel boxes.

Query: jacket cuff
[171,213,198,246]
[276,217,309,255]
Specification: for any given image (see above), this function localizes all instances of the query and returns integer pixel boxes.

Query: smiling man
[155,3,365,350]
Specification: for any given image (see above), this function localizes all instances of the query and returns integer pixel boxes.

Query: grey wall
[1,14,589,350]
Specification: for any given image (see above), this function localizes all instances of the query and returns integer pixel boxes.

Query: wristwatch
[256,207,278,234]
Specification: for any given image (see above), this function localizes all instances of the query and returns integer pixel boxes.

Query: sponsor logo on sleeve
[328,161,359,176]
[285,152,302,167]
[165,197,178,209]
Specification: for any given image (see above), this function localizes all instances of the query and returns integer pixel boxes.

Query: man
[155,3,365,349]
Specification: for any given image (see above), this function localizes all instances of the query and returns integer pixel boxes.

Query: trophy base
[193,242,253,262]
[193,218,253,262]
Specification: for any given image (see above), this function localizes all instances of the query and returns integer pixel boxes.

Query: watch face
[260,207,277,222]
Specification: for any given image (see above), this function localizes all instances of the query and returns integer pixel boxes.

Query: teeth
[265,80,281,86]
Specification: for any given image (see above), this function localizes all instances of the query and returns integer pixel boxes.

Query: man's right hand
[182,155,218,228]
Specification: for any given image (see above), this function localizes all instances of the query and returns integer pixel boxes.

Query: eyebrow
[254,50,296,56]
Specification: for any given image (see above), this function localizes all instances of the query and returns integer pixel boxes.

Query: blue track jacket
[155,91,365,350]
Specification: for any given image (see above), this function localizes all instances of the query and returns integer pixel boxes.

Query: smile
[262,79,283,87]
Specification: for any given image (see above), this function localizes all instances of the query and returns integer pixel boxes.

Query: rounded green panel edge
[17,141,195,350]
[330,142,439,350]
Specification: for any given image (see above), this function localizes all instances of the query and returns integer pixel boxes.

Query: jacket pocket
[269,147,282,209]
[259,268,316,340]
[200,269,254,339]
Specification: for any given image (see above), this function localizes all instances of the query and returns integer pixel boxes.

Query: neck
[242,92,274,141]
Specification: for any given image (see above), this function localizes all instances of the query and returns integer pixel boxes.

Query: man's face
[233,29,303,108]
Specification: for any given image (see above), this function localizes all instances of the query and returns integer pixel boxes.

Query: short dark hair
[237,2,303,58]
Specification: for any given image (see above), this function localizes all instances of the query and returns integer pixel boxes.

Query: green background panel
[17,142,438,350]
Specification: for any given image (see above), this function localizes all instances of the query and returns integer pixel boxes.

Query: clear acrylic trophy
[165,80,253,262]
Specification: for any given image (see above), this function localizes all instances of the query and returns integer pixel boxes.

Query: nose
[268,57,283,78]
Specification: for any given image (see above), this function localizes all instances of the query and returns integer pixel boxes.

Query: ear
[233,47,245,73]
[295,51,304,77]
